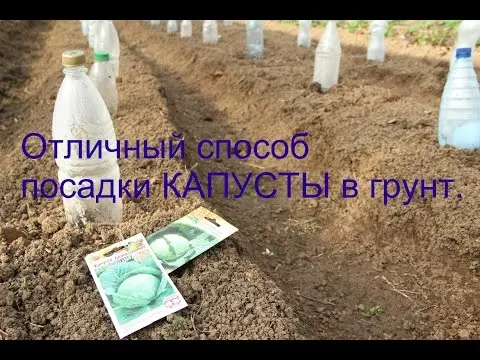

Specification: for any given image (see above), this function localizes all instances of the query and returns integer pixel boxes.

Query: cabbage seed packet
[85,233,187,339]
[146,206,239,274]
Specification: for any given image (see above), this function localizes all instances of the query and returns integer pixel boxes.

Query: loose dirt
[1,20,480,340]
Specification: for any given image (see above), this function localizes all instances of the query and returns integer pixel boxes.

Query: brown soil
[1,20,480,340]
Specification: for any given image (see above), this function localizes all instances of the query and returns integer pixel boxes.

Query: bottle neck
[63,66,88,79]
[94,61,111,70]
[456,56,471,62]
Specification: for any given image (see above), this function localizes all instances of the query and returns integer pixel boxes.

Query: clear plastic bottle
[95,20,120,79]
[150,20,161,27]
[89,50,118,116]
[449,20,480,70]
[81,20,89,37]
[367,20,388,62]
[167,20,178,34]
[88,20,98,48]
[52,50,122,227]
[313,20,341,92]
[203,20,219,44]
[438,47,480,149]
[181,20,192,38]
[297,20,312,48]
[246,20,264,58]
[224,20,233,26]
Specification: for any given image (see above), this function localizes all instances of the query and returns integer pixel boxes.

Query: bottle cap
[456,47,471,59]
[62,50,86,67]
[94,50,110,62]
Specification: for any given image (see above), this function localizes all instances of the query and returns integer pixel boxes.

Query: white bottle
[89,50,118,117]
[367,20,388,62]
[52,50,122,227]
[88,20,98,48]
[438,47,480,149]
[181,20,192,38]
[167,20,178,34]
[297,20,312,48]
[224,20,233,26]
[81,20,89,37]
[95,20,120,79]
[313,20,341,92]
[449,20,480,70]
[203,20,218,44]
[150,20,161,27]
[246,20,264,58]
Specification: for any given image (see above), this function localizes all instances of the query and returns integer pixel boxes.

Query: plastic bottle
[88,20,98,48]
[52,50,122,227]
[203,20,219,44]
[313,20,341,92]
[167,20,178,34]
[367,20,388,62]
[438,47,480,149]
[95,20,120,79]
[224,20,233,26]
[449,20,480,70]
[81,20,89,37]
[246,20,264,58]
[297,20,312,48]
[181,20,192,38]
[89,50,118,116]
[150,20,161,27]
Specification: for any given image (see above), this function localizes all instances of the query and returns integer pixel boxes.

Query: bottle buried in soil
[150,20,161,27]
[80,20,89,37]
[297,20,312,48]
[313,20,341,92]
[203,20,219,44]
[88,20,99,48]
[167,20,178,34]
[449,20,480,70]
[246,20,264,59]
[438,47,480,149]
[367,20,388,62]
[180,20,192,38]
[52,50,122,227]
[95,20,120,79]
[89,50,118,116]
[224,20,233,26]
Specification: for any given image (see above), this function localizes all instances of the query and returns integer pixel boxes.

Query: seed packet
[145,206,239,274]
[85,233,187,339]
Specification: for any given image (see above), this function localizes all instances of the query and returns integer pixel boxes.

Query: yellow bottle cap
[62,50,86,67]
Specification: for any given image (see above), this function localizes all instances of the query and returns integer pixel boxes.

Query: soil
[1,20,480,340]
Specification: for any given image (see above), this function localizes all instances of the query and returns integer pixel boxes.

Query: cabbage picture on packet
[146,206,239,274]
[85,233,187,339]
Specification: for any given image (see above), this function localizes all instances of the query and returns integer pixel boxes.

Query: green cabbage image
[146,220,217,272]
[98,257,175,324]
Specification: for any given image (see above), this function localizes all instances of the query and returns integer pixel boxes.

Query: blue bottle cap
[456,47,472,59]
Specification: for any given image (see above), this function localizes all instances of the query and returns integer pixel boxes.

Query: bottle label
[456,47,472,59]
